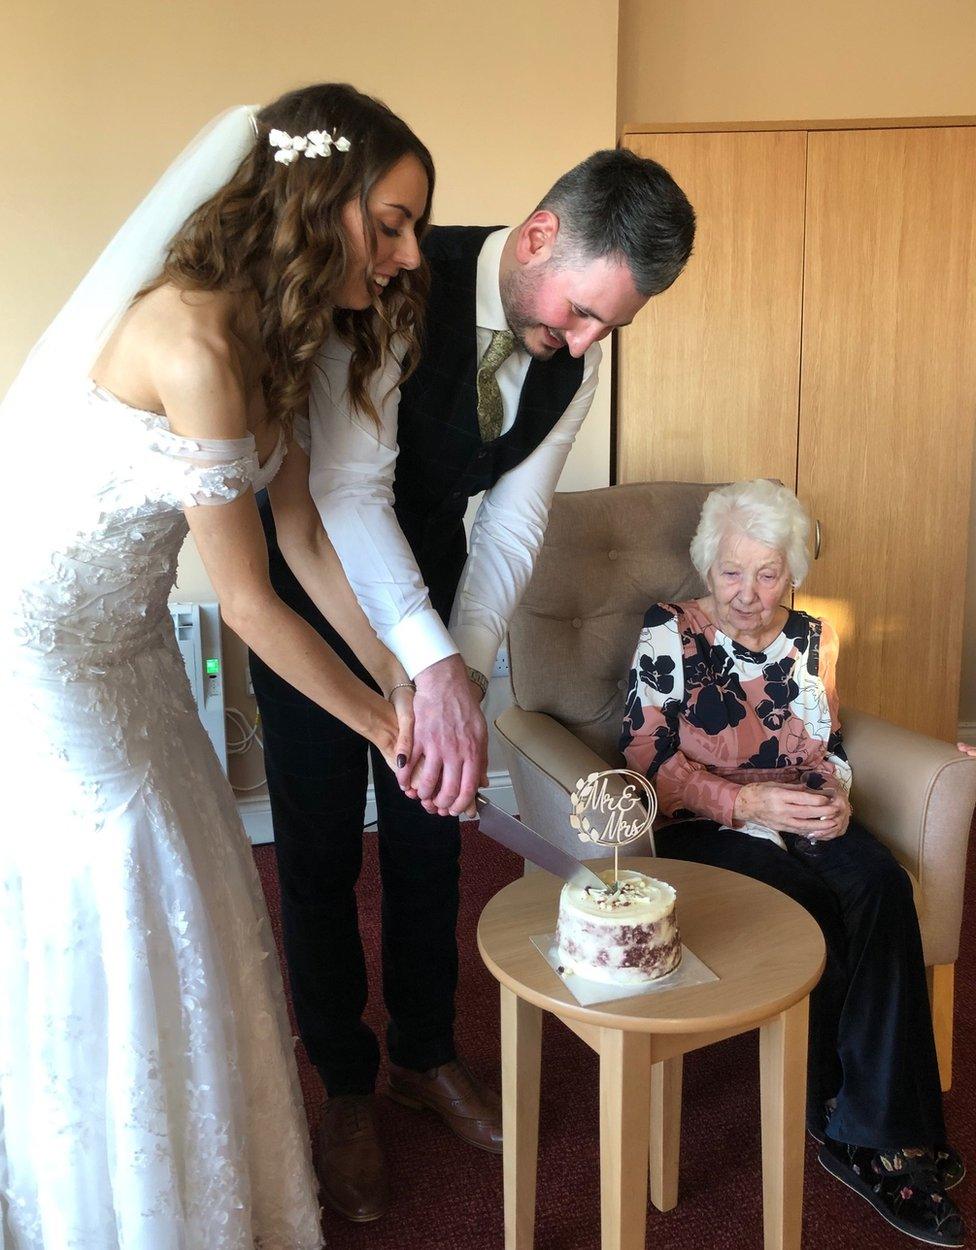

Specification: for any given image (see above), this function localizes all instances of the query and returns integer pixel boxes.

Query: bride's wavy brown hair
[147,83,435,428]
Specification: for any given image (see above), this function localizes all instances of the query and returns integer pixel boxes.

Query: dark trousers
[655,818,946,1151]
[250,549,461,1097]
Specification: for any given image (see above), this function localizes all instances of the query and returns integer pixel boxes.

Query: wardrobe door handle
[814,519,822,560]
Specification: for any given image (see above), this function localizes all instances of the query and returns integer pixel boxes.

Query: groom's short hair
[536,149,696,298]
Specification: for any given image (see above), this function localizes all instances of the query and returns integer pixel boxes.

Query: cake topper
[569,769,658,885]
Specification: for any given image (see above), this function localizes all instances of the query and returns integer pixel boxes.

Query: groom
[252,148,694,1221]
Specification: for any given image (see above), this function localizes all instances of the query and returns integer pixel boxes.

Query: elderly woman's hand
[807,787,851,841]
[733,781,849,837]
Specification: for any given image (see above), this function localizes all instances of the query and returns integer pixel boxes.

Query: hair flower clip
[268,129,299,164]
[305,130,333,159]
[268,126,352,164]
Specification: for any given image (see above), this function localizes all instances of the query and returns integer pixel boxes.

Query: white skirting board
[237,769,518,846]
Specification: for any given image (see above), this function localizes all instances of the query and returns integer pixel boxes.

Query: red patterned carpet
[253,821,976,1250]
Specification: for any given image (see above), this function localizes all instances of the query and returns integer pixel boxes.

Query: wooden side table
[477,857,825,1250]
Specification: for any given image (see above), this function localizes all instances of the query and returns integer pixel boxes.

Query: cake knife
[474,795,607,891]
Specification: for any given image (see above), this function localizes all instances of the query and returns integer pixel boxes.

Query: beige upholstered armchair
[496,481,976,1091]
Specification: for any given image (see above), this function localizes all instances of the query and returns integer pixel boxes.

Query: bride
[0,83,434,1249]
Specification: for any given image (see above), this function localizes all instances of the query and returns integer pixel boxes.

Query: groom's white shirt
[307,227,601,681]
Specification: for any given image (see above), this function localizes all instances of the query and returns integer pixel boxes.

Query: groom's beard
[499,265,562,361]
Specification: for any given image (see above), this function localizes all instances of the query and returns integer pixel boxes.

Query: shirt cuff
[451,623,501,684]
[384,609,459,681]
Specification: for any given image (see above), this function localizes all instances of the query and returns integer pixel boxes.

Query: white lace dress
[0,383,322,1250]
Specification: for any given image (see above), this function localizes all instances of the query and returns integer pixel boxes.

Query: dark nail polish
[396,754,407,768]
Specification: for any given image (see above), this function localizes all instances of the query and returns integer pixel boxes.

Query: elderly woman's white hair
[690,479,811,588]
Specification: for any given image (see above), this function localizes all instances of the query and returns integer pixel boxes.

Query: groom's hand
[401,654,488,817]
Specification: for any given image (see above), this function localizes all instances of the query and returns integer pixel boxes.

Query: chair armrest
[842,705,976,965]
[493,706,653,862]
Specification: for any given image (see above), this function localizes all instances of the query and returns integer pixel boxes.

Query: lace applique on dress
[145,426,260,507]
[1,383,322,1249]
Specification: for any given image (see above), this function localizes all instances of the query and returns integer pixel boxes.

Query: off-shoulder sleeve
[148,428,261,508]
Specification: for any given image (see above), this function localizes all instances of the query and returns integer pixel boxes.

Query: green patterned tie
[476,329,516,442]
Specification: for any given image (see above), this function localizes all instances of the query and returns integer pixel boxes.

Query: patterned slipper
[808,1101,966,1192]
[819,1139,965,1248]
[934,1146,966,1191]
[806,1097,836,1145]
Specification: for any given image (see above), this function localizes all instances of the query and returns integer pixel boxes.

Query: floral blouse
[619,601,852,842]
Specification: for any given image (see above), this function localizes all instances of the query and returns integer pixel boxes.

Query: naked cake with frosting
[555,869,681,984]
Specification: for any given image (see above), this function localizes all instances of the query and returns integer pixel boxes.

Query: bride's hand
[388,684,415,775]
[363,684,415,775]
[363,692,399,769]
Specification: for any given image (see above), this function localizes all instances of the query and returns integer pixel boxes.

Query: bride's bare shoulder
[144,289,256,438]
[130,284,243,351]
[93,285,253,428]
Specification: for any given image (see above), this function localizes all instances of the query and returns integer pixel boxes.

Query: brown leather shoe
[314,1094,389,1222]
[387,1059,503,1153]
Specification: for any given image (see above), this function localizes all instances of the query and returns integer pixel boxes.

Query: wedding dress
[0,380,323,1250]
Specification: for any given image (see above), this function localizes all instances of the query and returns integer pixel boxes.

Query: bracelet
[387,681,416,701]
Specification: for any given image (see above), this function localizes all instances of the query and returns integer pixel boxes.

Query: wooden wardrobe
[617,118,976,742]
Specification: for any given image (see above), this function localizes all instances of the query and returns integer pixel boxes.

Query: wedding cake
[556,869,681,984]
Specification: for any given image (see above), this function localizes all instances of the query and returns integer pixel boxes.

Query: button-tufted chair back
[508,481,718,763]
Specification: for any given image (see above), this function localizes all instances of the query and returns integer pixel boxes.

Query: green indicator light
[206,657,220,676]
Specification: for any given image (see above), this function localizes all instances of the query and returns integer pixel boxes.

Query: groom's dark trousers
[250,502,466,1096]
[250,225,585,1097]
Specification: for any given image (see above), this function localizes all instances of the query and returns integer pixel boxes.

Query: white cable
[224,706,267,790]
[225,708,254,752]
[233,776,269,792]
[225,706,259,754]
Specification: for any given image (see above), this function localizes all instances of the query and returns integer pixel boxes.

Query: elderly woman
[620,479,964,1248]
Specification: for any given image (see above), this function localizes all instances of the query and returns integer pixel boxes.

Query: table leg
[599,1029,652,1250]
[649,1054,683,1212]
[759,997,809,1250]
[501,985,542,1250]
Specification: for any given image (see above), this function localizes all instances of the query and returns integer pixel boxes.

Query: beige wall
[13,0,974,780]
[3,0,620,788]
[618,0,976,725]
[618,0,976,124]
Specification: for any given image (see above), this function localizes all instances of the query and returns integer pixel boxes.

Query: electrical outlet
[492,647,510,679]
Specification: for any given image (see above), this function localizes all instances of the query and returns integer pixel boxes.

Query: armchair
[496,481,976,1092]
